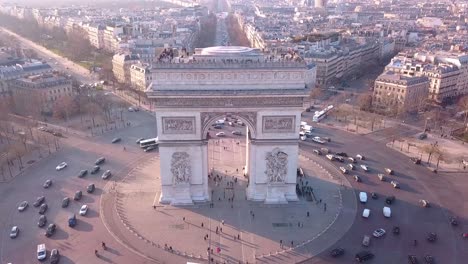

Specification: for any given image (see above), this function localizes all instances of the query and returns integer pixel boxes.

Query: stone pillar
[245,126,249,176]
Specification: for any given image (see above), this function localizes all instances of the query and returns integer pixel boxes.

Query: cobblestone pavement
[102,139,356,263]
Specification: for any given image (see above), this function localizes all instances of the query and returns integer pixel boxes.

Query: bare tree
[52,95,77,121]
[458,95,468,132]
[85,102,102,128]
[357,93,373,112]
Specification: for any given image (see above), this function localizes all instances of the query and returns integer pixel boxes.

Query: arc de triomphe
[146,46,316,205]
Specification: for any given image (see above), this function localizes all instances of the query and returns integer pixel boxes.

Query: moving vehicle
[313,149,321,155]
[359,192,367,203]
[37,244,47,260]
[360,165,369,172]
[68,214,77,227]
[377,173,385,181]
[411,157,421,164]
[339,167,348,174]
[111,137,121,143]
[215,119,225,125]
[373,228,386,238]
[43,179,52,188]
[62,197,70,208]
[424,255,434,264]
[385,196,395,204]
[140,137,158,148]
[39,203,48,214]
[79,205,88,216]
[216,132,226,137]
[34,196,45,207]
[356,154,365,160]
[355,250,373,262]
[335,152,348,157]
[78,170,88,178]
[45,223,56,237]
[330,248,344,257]
[427,232,437,242]
[18,201,28,211]
[450,216,458,226]
[362,209,370,218]
[232,131,242,136]
[214,125,223,129]
[326,154,334,161]
[87,183,95,193]
[391,181,400,188]
[144,145,156,152]
[348,164,355,170]
[353,175,361,182]
[385,168,394,175]
[371,192,378,199]
[90,166,100,174]
[393,226,400,235]
[348,157,356,163]
[56,162,67,171]
[383,207,391,218]
[362,235,370,247]
[50,249,60,264]
[136,138,145,144]
[10,226,19,238]
[419,199,429,207]
[38,215,47,227]
[102,170,112,179]
[335,156,344,162]
[74,191,82,201]
[312,137,326,144]
[408,255,418,264]
[95,157,105,165]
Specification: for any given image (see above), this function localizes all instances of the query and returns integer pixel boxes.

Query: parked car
[348,157,356,163]
[313,149,321,155]
[50,248,60,264]
[427,232,437,242]
[462,233,468,238]
[111,137,121,143]
[383,207,391,218]
[90,166,100,174]
[424,255,434,264]
[360,165,369,172]
[348,164,355,170]
[362,209,370,218]
[391,180,400,188]
[74,191,82,201]
[56,162,67,171]
[144,145,156,152]
[62,197,70,208]
[39,203,48,214]
[339,167,348,174]
[68,214,77,227]
[87,183,95,193]
[356,154,365,160]
[377,173,386,181]
[102,170,112,179]
[371,192,378,199]
[336,152,348,157]
[216,132,226,137]
[34,196,45,207]
[18,201,28,211]
[450,216,458,226]
[213,125,223,129]
[385,196,395,205]
[37,244,47,260]
[45,223,56,237]
[43,179,52,188]
[326,154,335,161]
[78,170,88,178]
[355,250,373,262]
[38,215,47,227]
[359,192,368,203]
[408,255,419,264]
[330,248,345,257]
[10,226,19,238]
[384,168,394,175]
[232,131,242,136]
[95,157,105,165]
[335,156,344,162]
[362,235,370,247]
[373,228,386,238]
[418,133,427,140]
[392,226,400,235]
[353,175,361,182]
[419,199,430,207]
[79,205,88,216]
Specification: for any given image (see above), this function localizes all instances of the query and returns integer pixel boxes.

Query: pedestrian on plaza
[280,239,283,248]
[238,234,240,240]
[153,205,156,209]
[236,168,239,173]
[307,211,310,217]
[252,213,255,219]
[324,203,327,212]
[216,227,218,232]
[319,199,322,203]
[220,227,223,233]
[222,220,225,225]
[183,217,186,222]
[291,241,294,247]
[201,222,204,228]
[298,221,300,227]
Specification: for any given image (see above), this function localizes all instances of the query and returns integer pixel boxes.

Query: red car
[462,233,468,238]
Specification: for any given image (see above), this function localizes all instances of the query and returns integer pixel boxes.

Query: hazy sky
[0,0,158,8]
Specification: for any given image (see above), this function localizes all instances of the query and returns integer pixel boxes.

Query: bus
[140,137,158,148]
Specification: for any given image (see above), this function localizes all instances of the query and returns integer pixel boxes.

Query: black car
[90,166,100,174]
[43,179,52,188]
[45,223,56,237]
[39,203,48,214]
[392,226,400,235]
[38,215,47,227]
[330,247,344,257]
[408,255,418,264]
[95,157,105,165]
[427,232,437,242]
[424,255,434,264]
[214,125,223,129]
[144,145,156,152]
[385,196,395,205]
[111,137,121,143]
[371,192,378,199]
[87,183,95,193]
[68,214,77,227]
[410,157,421,164]
[62,197,70,208]
[74,190,82,201]
[335,152,348,157]
[33,196,45,207]
[450,216,458,226]
[355,251,374,262]
[78,170,88,178]
[50,248,60,264]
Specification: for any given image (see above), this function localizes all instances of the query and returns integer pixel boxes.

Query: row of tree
[225,14,251,47]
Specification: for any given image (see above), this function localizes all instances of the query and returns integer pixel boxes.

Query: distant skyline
[0,0,158,8]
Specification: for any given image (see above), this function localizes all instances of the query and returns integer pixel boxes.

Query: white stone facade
[147,46,313,205]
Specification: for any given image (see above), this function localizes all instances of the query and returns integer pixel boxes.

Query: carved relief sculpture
[262,116,296,133]
[265,148,288,183]
[162,117,195,134]
[171,152,192,184]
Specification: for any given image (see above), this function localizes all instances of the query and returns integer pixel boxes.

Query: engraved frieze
[265,148,288,183]
[171,152,191,184]
[162,117,196,134]
[262,116,296,133]
[154,97,304,108]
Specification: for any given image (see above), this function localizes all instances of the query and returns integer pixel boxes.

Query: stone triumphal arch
[146,46,315,205]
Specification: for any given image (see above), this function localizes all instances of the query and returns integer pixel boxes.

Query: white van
[383,207,391,218]
[359,192,368,203]
[362,209,370,218]
[37,243,47,260]
[215,120,225,125]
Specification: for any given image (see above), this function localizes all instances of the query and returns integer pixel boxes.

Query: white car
[362,209,370,218]
[356,154,365,160]
[339,167,348,174]
[359,192,368,203]
[56,162,67,171]
[372,228,386,238]
[391,180,400,188]
[79,205,88,216]
[326,154,334,161]
[360,164,369,172]
[383,207,392,218]
[10,226,19,238]
[18,201,28,211]
[215,132,225,137]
